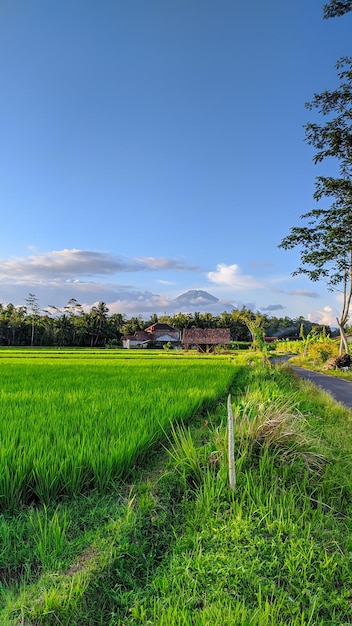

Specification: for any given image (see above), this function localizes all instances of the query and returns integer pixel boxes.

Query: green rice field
[1,352,352,624]
[0,349,237,510]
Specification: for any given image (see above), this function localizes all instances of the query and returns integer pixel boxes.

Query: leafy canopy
[323,0,352,19]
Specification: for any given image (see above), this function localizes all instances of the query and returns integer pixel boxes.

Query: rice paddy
[0,349,237,510]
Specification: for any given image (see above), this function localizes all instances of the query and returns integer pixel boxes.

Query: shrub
[307,339,339,364]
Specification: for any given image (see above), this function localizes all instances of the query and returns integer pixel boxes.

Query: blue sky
[0,0,351,323]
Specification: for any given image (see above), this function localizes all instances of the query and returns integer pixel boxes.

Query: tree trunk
[336,317,349,355]
[31,318,35,347]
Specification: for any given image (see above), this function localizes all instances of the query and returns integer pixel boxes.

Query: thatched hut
[182,328,231,352]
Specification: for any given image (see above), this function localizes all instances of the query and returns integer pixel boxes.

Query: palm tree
[108,313,126,343]
[54,313,72,346]
[91,301,109,346]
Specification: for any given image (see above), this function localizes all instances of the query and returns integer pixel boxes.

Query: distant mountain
[173,290,219,306]
[172,290,239,314]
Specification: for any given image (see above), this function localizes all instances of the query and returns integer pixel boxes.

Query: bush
[229,342,252,351]
[307,339,339,364]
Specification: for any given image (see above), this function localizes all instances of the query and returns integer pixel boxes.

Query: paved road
[291,366,352,410]
[273,356,352,409]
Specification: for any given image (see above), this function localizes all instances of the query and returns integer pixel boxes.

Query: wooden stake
[227,394,236,491]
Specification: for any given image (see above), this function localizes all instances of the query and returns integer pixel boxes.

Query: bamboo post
[227,394,236,491]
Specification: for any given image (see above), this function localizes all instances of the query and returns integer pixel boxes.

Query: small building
[144,323,181,342]
[122,323,181,349]
[182,328,231,352]
[122,330,150,349]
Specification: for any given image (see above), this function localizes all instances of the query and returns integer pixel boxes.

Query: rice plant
[0,352,238,510]
[165,422,205,486]
[29,505,70,569]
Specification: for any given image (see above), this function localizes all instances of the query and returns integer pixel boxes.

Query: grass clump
[233,392,326,472]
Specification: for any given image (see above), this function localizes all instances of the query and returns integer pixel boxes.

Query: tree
[239,310,265,346]
[7,305,26,345]
[90,301,109,346]
[107,313,126,343]
[305,57,352,179]
[145,313,159,327]
[280,189,352,354]
[54,313,73,346]
[38,312,55,346]
[218,310,251,342]
[64,298,85,345]
[323,0,352,19]
[168,312,194,332]
[239,310,270,364]
[280,55,352,354]
[25,293,40,347]
[121,316,144,337]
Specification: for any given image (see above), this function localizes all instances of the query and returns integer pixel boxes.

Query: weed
[232,392,326,472]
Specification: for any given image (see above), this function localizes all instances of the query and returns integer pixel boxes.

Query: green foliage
[308,338,339,363]
[279,52,352,355]
[276,332,341,366]
[323,0,352,18]
[275,339,302,354]
[29,505,70,569]
[119,366,352,625]
[166,422,205,487]
[229,341,252,350]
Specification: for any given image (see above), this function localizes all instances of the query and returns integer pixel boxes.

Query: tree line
[0,295,331,347]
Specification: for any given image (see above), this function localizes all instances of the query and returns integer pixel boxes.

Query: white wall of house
[122,338,149,349]
[155,333,180,343]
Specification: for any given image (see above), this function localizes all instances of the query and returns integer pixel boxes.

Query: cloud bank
[0,248,340,324]
[0,249,200,281]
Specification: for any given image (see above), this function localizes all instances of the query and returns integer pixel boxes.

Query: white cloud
[207,263,263,289]
[308,305,337,326]
[107,292,172,315]
[0,249,199,281]
[260,304,286,312]
[272,288,319,299]
[0,250,133,279]
[157,279,176,285]
[136,257,200,271]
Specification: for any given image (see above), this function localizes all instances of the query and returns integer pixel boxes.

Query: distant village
[0,297,333,348]
[122,323,232,352]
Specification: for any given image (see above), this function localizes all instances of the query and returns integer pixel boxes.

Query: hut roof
[134,331,150,340]
[145,323,177,333]
[182,328,231,344]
